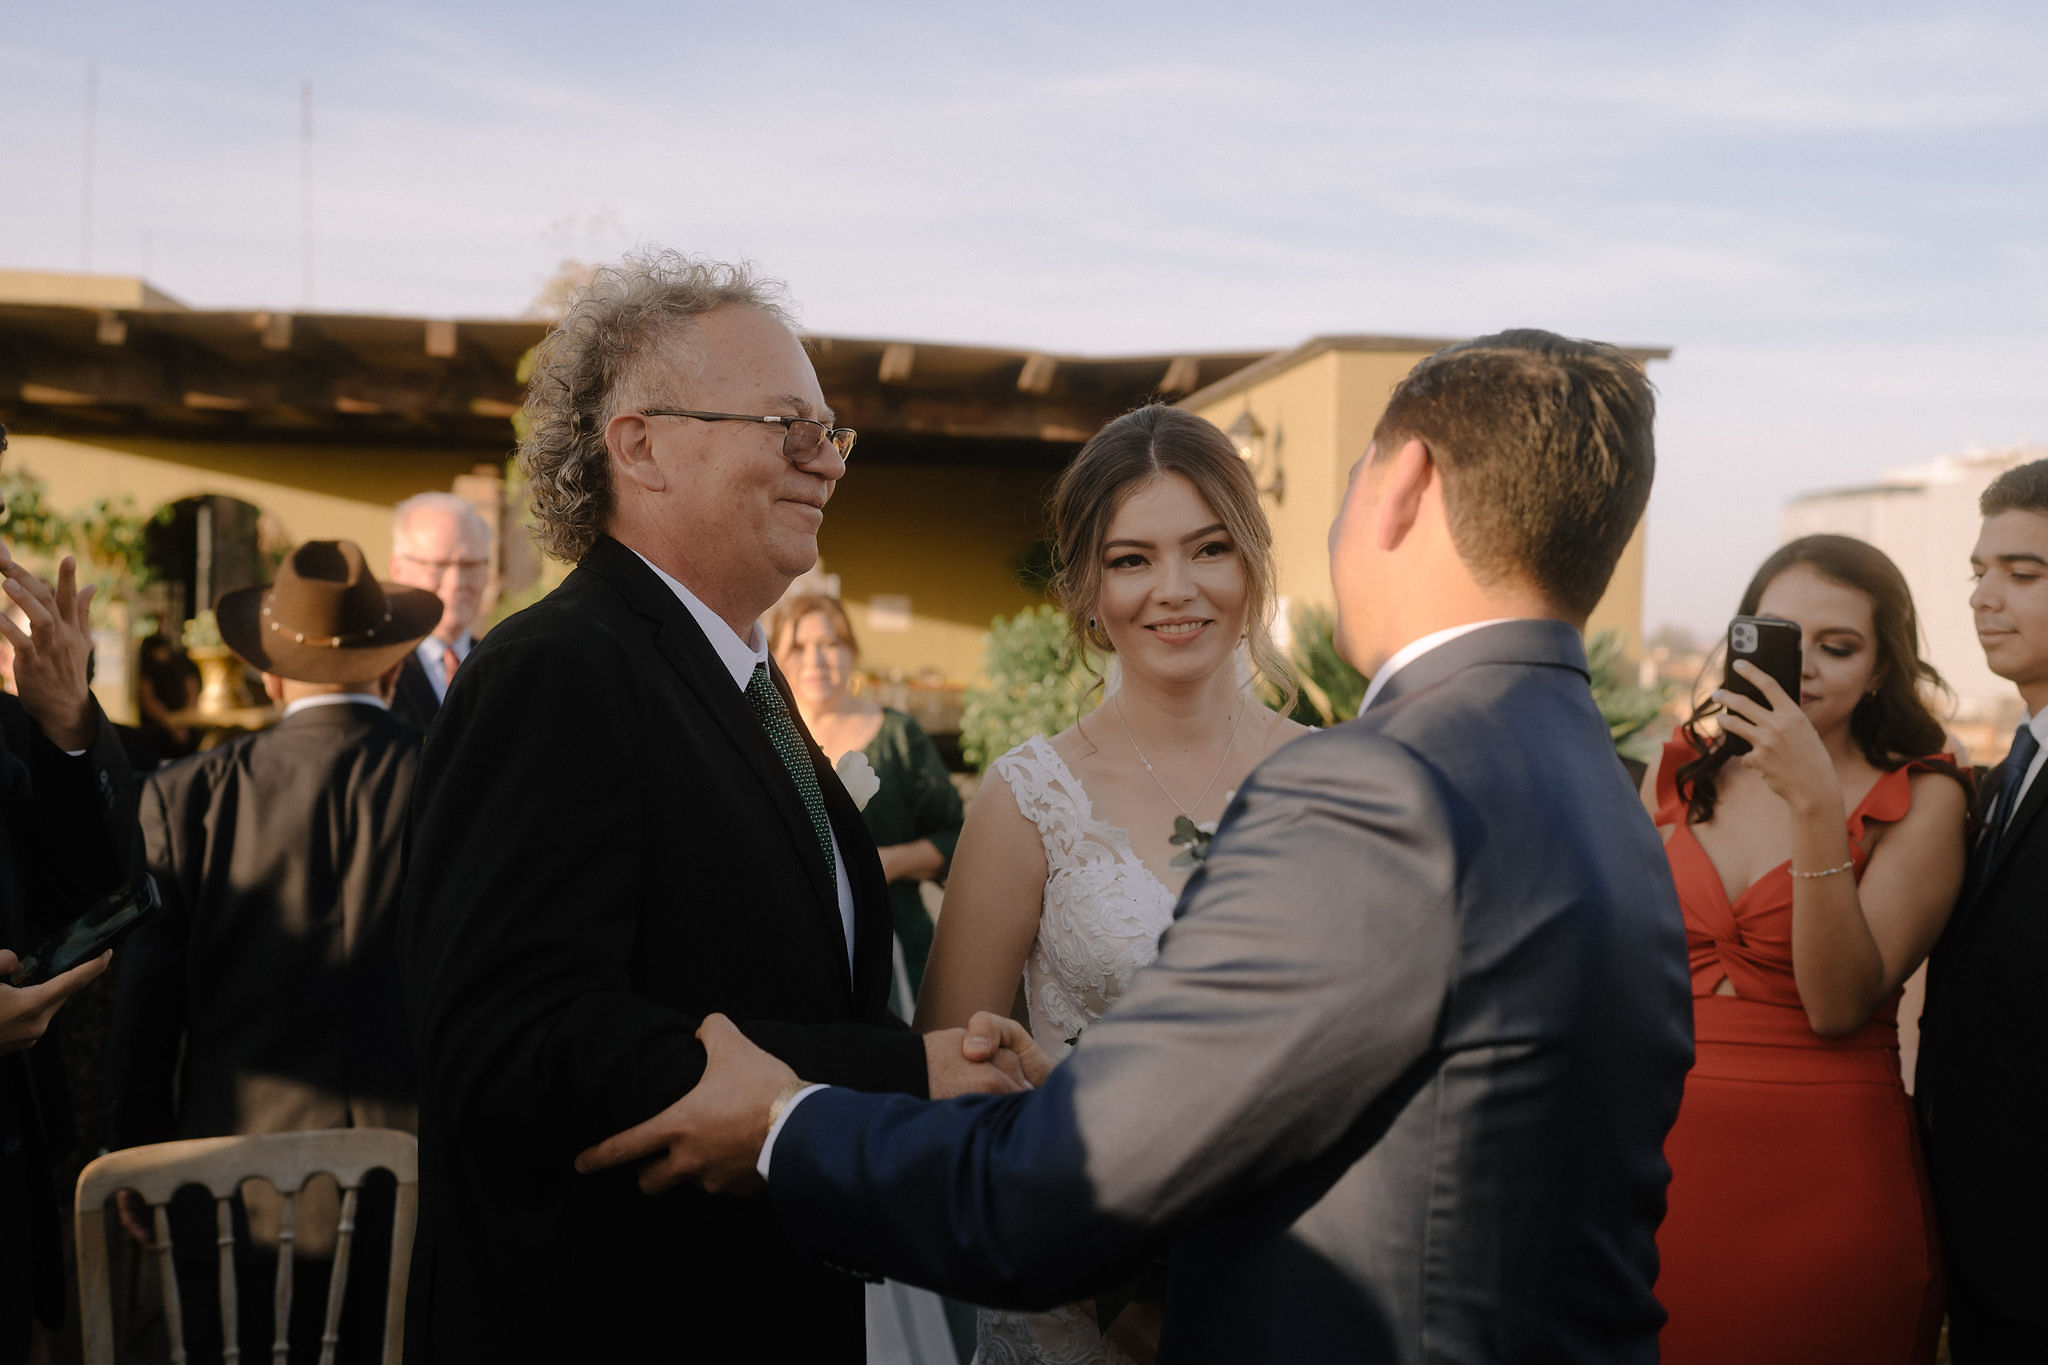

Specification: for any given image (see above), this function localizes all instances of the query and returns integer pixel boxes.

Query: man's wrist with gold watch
[766,1077,810,1131]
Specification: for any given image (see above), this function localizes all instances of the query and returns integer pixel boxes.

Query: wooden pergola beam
[0,303,1276,456]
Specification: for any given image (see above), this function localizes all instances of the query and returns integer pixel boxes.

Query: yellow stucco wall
[7,433,493,571]
[0,269,183,309]
[817,460,1052,683]
[1188,345,1649,657]
[1188,347,1439,643]
[1586,521,1646,650]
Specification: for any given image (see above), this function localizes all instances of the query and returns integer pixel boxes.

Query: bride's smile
[1095,471,1248,688]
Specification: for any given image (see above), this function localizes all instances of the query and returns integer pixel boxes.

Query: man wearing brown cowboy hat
[104,539,440,1359]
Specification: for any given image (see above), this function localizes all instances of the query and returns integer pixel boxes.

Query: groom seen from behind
[581,330,1698,1361]
[399,251,1025,1363]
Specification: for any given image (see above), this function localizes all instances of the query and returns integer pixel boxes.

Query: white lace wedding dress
[972,734,1180,1365]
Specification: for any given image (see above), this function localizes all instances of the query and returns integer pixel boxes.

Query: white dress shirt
[628,551,856,975]
[414,632,474,703]
[282,692,389,719]
[1997,704,2048,821]
[1359,619,1522,711]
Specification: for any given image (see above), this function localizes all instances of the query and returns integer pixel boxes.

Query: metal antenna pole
[301,79,314,306]
[82,62,97,271]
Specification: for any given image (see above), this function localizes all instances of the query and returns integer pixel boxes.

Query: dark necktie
[1981,720,2041,871]
[744,663,837,884]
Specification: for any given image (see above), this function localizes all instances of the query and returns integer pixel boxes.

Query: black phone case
[7,876,160,987]
[1722,616,1802,756]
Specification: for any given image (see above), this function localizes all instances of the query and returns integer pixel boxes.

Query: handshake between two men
[576,1013,1055,1194]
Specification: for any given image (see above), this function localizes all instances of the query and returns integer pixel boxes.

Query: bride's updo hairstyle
[1048,404,1297,712]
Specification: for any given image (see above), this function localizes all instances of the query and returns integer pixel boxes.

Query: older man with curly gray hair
[398,250,1023,1363]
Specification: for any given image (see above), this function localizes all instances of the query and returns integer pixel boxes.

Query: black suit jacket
[1917,738,2048,1324]
[770,621,1695,1362]
[0,698,140,1354]
[106,702,423,1149]
[388,652,440,734]
[399,536,926,1364]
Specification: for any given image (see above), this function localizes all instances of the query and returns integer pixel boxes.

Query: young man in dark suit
[1916,458,2048,1360]
[104,539,441,1359]
[398,251,1025,1363]
[0,430,142,1365]
[582,332,1696,1363]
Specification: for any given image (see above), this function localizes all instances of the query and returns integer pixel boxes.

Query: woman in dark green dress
[770,594,963,999]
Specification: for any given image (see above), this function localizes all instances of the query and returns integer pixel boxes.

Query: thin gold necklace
[1112,690,1244,819]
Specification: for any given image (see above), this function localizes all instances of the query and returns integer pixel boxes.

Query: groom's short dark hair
[1372,329,1656,622]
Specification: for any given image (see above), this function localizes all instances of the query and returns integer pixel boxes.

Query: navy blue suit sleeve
[773,1073,1151,1308]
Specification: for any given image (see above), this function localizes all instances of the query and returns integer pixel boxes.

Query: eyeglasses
[396,552,490,580]
[640,408,857,464]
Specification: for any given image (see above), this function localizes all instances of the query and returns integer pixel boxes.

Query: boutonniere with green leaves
[1167,814,1220,871]
[1167,788,1234,872]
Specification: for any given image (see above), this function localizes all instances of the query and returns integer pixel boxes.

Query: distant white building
[1782,447,2048,729]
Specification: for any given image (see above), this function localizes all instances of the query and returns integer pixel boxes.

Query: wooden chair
[75,1129,418,1365]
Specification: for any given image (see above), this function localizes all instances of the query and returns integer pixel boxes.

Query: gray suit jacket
[772,620,1694,1362]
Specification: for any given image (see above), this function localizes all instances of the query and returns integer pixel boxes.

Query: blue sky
[5,1,2045,637]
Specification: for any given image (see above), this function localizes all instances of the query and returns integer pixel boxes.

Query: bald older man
[386,492,492,731]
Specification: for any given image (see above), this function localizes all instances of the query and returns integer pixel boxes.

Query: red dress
[1652,729,1944,1365]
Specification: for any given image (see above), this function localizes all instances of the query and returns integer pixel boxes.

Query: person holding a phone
[0,425,146,1365]
[1641,533,1968,1365]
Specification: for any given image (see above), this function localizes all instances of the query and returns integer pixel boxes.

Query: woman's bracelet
[1790,859,1855,880]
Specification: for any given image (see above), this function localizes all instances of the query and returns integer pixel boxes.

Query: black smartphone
[6,876,160,987]
[1721,615,1803,755]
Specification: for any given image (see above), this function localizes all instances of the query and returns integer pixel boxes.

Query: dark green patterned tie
[745,662,837,884]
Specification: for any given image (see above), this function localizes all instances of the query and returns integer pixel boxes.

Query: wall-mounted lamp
[1226,410,1284,503]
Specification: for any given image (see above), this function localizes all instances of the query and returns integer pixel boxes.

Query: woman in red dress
[1644,534,1969,1365]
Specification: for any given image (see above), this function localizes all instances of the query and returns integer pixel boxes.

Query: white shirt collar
[1359,619,1523,711]
[629,550,769,691]
[282,693,389,720]
[2015,704,2048,779]
[2025,705,2048,748]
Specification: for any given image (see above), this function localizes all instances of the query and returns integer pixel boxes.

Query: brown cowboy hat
[216,539,443,683]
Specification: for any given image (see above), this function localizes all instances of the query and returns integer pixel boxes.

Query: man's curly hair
[519,250,794,563]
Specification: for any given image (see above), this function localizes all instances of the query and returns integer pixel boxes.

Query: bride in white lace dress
[915,406,1307,1364]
